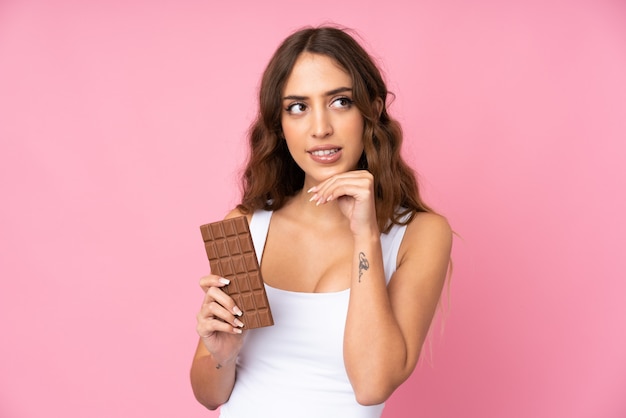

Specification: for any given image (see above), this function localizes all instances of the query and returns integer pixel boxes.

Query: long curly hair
[237,26,433,233]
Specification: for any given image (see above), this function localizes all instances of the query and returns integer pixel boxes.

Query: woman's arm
[190,209,249,409]
[310,171,452,405]
[190,339,238,410]
[344,211,452,405]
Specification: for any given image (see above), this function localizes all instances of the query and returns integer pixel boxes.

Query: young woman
[191,26,452,417]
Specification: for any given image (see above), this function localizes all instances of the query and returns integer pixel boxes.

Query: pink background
[1,1,625,417]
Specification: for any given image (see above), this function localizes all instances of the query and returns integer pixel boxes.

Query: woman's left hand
[308,170,379,236]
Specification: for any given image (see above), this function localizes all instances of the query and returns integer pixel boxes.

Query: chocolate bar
[199,216,274,329]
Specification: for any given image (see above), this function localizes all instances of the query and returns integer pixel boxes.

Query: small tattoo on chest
[358,252,369,282]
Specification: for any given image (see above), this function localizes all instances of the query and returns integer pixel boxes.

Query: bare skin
[190,53,452,409]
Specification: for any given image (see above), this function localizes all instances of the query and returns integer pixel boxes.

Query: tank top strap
[380,223,408,283]
[379,211,411,283]
[249,210,273,263]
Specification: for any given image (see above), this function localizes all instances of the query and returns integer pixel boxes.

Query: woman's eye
[286,103,307,114]
[330,97,353,109]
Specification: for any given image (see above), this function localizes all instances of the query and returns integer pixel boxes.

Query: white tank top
[219,210,408,418]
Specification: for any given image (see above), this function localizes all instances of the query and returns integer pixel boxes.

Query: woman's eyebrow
[282,87,353,101]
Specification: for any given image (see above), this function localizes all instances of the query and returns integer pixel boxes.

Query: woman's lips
[308,147,342,163]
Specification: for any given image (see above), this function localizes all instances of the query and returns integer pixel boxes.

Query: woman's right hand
[196,274,246,367]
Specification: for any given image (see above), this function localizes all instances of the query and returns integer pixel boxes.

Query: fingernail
[219,277,230,285]
[234,319,244,328]
[307,186,316,193]
[233,328,243,334]
[233,306,243,316]
[326,195,333,202]
[309,193,318,202]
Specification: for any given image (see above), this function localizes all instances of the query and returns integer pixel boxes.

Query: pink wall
[1,1,625,417]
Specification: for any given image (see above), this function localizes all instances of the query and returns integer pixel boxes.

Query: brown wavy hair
[237,25,433,233]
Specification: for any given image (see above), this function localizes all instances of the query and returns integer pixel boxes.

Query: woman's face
[281,52,364,185]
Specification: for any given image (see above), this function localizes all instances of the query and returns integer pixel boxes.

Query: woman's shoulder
[224,207,252,223]
[408,211,451,234]
[399,211,452,263]
[224,207,273,224]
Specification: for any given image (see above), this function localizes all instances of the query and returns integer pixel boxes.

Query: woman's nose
[311,109,333,139]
